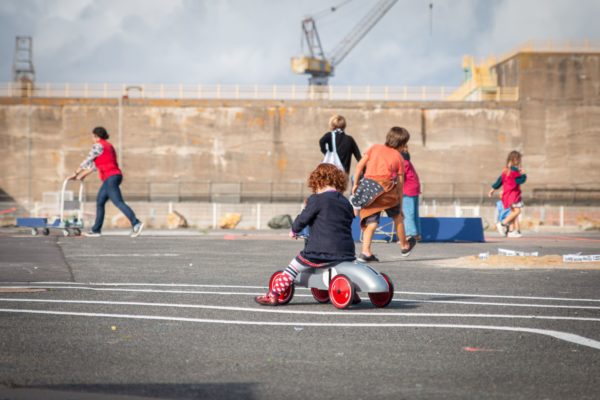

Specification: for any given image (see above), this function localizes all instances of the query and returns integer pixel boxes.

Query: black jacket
[292,191,356,262]
[319,131,361,174]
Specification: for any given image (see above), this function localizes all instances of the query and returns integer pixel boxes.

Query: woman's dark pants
[91,174,139,233]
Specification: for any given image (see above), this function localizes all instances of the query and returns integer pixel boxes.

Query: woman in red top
[488,151,527,237]
[68,127,144,237]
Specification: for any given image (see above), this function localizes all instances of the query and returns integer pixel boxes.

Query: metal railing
[3,179,598,205]
[131,181,599,204]
[0,82,520,102]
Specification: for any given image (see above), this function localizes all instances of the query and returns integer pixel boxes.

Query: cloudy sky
[0,0,598,86]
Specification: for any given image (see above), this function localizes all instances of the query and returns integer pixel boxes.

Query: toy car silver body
[294,261,389,293]
[268,260,394,309]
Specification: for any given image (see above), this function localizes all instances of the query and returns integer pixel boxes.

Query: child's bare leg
[392,213,408,248]
[502,208,521,227]
[361,222,377,256]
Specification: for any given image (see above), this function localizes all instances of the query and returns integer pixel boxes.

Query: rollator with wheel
[267,261,394,309]
[17,179,85,237]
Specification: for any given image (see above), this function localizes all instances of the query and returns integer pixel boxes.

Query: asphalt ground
[0,229,599,400]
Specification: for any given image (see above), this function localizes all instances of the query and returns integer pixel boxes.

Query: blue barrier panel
[16,217,48,228]
[352,217,397,243]
[352,216,485,243]
[420,217,485,243]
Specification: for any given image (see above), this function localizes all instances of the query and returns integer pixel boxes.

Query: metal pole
[256,203,261,230]
[559,206,564,227]
[117,96,123,167]
[212,203,218,229]
[27,98,32,209]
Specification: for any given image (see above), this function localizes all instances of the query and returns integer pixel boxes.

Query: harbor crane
[291,0,398,86]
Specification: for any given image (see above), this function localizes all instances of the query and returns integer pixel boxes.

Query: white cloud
[0,0,597,85]
[476,0,600,56]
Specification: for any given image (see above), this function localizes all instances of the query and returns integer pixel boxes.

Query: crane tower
[13,36,35,83]
[291,0,398,86]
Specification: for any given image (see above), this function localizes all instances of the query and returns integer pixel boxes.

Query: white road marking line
[397,291,600,303]
[393,298,600,310]
[68,254,180,257]
[2,285,600,310]
[1,298,599,322]
[0,282,267,289]
[3,282,600,303]
[1,308,599,350]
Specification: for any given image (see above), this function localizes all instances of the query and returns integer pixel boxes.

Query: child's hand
[488,189,495,198]
[289,231,297,240]
[351,183,358,195]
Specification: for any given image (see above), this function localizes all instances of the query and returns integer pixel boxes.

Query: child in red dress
[488,151,527,238]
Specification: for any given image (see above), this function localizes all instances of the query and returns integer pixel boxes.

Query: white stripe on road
[3,285,600,310]
[0,282,267,289]
[398,291,600,303]
[68,254,180,257]
[1,308,599,350]
[1,298,599,322]
[3,282,600,303]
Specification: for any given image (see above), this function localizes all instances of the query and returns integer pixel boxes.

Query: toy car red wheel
[268,271,294,305]
[368,272,394,308]
[329,274,354,309]
[311,288,330,303]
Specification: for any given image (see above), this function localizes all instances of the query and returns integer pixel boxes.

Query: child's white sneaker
[508,231,523,238]
[496,222,508,236]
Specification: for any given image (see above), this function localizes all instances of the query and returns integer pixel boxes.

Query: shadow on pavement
[0,383,257,400]
[283,299,421,310]
[378,256,457,263]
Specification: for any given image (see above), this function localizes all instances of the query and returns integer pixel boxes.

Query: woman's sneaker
[82,231,101,237]
[401,236,417,257]
[131,222,144,238]
[357,253,379,263]
[508,231,523,238]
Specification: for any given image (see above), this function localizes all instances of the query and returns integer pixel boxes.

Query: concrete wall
[0,95,598,207]
[0,98,521,203]
[494,53,600,101]
[493,53,600,190]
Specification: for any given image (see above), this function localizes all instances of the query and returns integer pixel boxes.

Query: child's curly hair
[307,163,348,193]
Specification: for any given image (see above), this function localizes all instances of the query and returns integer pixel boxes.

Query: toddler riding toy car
[267,261,394,309]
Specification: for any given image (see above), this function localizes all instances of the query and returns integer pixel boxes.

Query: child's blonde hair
[504,150,522,175]
[329,115,346,131]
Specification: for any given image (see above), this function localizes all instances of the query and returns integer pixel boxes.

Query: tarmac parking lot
[0,230,599,399]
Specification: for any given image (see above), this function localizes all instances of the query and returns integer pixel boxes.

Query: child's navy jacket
[292,191,356,262]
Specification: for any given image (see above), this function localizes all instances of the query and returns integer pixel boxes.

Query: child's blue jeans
[402,195,421,237]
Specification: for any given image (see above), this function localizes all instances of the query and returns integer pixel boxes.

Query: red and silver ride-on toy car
[267,261,394,309]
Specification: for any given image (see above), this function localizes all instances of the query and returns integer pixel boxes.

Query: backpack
[322,130,344,171]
